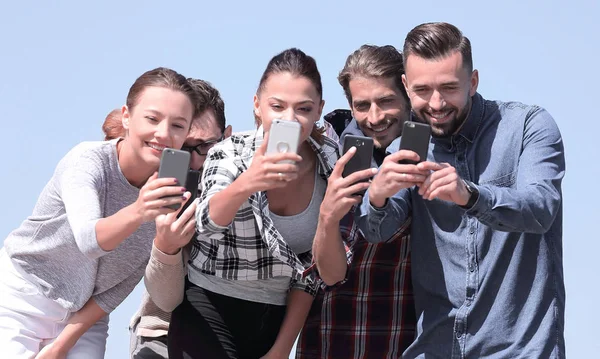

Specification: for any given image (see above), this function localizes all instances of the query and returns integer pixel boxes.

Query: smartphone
[158,148,191,210]
[266,119,301,164]
[177,169,200,218]
[399,121,431,164]
[342,135,374,196]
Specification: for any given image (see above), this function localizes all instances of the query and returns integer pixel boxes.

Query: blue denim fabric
[356,93,566,358]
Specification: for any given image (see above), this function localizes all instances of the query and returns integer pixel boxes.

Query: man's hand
[154,198,198,255]
[368,150,430,208]
[320,147,377,222]
[417,161,470,206]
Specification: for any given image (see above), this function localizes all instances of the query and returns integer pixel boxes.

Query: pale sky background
[0,0,597,357]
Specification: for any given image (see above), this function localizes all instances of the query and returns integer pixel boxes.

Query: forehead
[189,109,221,139]
[132,86,194,117]
[261,72,320,100]
[348,76,402,100]
[404,51,468,82]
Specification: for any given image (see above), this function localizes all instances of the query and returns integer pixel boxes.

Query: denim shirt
[356,93,566,358]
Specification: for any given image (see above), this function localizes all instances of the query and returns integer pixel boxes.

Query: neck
[117,139,155,188]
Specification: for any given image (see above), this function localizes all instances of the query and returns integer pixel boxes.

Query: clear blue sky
[0,0,597,357]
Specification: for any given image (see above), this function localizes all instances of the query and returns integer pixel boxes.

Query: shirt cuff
[151,244,183,266]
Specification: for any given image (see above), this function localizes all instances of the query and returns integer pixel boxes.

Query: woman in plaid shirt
[166,48,371,359]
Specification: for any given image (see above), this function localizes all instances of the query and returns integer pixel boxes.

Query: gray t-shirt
[3,139,155,313]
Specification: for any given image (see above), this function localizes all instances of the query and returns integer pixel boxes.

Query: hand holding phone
[158,148,191,210]
[399,121,431,164]
[341,135,374,196]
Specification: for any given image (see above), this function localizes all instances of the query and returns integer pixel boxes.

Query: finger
[417,161,449,172]
[339,167,377,188]
[418,166,455,195]
[264,152,303,163]
[422,172,458,199]
[266,162,300,174]
[144,186,187,201]
[177,197,198,224]
[145,177,184,190]
[181,218,197,237]
[145,195,187,210]
[425,182,457,201]
[333,146,357,178]
[388,150,420,163]
[339,180,371,197]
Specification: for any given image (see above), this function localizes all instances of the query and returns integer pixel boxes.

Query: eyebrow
[145,109,189,123]
[268,96,315,105]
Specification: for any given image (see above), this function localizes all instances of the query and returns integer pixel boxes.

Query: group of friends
[0,21,566,359]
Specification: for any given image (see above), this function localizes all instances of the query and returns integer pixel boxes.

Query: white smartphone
[265,119,301,164]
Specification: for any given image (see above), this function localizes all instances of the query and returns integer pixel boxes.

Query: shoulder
[486,98,561,136]
[58,140,114,169]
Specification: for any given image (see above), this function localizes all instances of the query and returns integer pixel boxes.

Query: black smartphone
[158,148,191,210]
[177,170,200,218]
[342,135,374,196]
[399,121,431,164]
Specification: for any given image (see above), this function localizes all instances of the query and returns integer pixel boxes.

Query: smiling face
[122,86,194,169]
[253,71,324,143]
[402,51,478,137]
[348,76,409,149]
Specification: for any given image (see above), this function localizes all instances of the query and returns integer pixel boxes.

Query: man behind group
[358,22,566,358]
[129,78,231,359]
[297,44,417,359]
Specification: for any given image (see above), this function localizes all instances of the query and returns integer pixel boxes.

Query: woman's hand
[154,197,197,255]
[239,135,302,195]
[133,172,188,222]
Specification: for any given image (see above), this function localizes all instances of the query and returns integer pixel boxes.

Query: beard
[414,98,472,138]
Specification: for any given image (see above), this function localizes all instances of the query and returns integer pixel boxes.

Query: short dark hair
[187,78,226,132]
[338,44,409,105]
[403,22,473,73]
[256,48,325,144]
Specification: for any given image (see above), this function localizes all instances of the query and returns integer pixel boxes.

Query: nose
[280,108,298,122]
[154,120,171,143]
[367,103,385,125]
[429,90,446,111]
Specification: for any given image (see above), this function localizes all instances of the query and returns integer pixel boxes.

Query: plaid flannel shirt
[297,214,416,358]
[191,127,339,296]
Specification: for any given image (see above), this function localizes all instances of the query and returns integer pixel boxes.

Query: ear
[121,105,130,130]
[223,125,232,139]
[469,69,479,97]
[253,94,261,118]
[402,74,409,94]
[317,100,325,120]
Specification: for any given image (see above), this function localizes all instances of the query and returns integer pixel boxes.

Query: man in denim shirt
[356,22,566,358]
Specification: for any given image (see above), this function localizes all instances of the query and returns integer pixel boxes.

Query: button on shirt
[356,93,566,358]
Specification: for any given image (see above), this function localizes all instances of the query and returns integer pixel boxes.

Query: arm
[418,107,565,234]
[37,298,107,357]
[467,108,564,233]
[197,137,301,237]
[311,215,348,285]
[61,160,186,259]
[261,289,314,359]
[144,244,186,312]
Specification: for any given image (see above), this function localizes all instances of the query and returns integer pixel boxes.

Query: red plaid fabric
[297,217,416,359]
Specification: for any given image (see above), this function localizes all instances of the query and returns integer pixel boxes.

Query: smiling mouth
[146,142,167,152]
[427,110,453,123]
[367,121,394,134]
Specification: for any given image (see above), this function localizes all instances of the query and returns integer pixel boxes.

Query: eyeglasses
[181,135,224,156]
